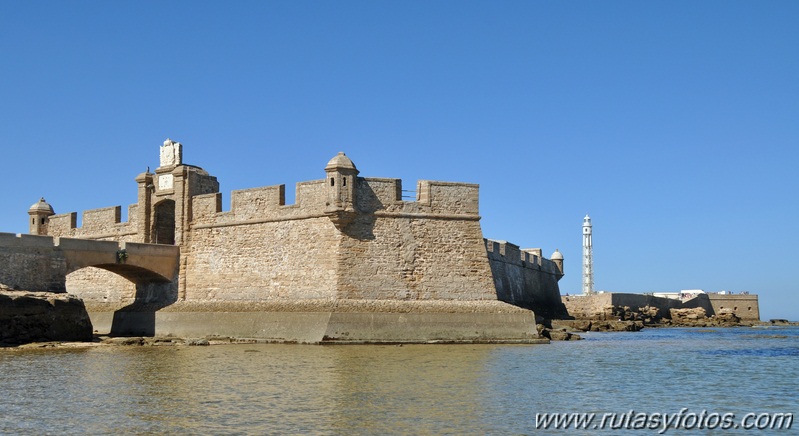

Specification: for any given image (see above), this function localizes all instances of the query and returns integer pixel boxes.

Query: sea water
[1,327,797,435]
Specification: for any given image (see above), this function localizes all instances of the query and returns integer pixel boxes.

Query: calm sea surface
[1,327,797,435]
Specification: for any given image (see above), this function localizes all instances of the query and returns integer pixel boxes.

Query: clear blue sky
[1,1,797,320]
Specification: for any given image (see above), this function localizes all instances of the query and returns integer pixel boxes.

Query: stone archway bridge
[0,232,179,293]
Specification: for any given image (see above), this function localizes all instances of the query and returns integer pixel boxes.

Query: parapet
[485,239,560,275]
[46,204,138,239]
[190,176,481,227]
[191,181,328,226]
[355,178,480,216]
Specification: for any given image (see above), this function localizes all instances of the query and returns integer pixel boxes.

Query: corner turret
[28,198,55,235]
[324,152,359,229]
[551,249,564,276]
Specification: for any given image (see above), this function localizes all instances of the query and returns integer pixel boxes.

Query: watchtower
[28,198,55,235]
[550,249,564,275]
[324,152,359,229]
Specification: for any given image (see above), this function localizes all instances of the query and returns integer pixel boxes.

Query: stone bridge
[0,233,179,293]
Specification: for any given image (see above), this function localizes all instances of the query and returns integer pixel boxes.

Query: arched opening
[66,267,137,307]
[153,200,176,245]
[66,265,178,336]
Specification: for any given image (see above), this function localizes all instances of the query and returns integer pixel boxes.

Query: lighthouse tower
[582,214,594,295]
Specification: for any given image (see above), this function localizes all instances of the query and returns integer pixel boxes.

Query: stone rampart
[706,294,760,320]
[486,239,567,318]
[11,145,567,343]
[562,293,685,320]
[184,177,494,303]
[562,292,760,322]
[0,233,67,292]
[48,204,139,240]
[189,178,481,227]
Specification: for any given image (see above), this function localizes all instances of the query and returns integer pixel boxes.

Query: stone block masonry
[16,140,566,343]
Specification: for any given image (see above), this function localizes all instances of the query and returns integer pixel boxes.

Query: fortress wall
[355,178,480,216]
[190,181,328,226]
[185,177,495,303]
[336,178,494,301]
[707,294,760,320]
[486,239,567,318]
[82,206,121,231]
[355,178,402,211]
[48,213,77,235]
[417,181,479,215]
[561,293,614,320]
[191,193,222,224]
[0,233,66,292]
[183,217,338,301]
[611,293,683,319]
[47,205,138,240]
[335,213,497,301]
[230,186,285,219]
[191,178,481,225]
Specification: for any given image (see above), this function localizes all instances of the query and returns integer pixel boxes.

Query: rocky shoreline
[0,287,93,346]
[537,304,796,341]
[4,335,269,350]
[2,287,795,347]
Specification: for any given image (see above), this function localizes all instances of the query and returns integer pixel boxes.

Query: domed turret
[325,152,357,172]
[28,198,55,235]
[550,249,564,275]
[324,152,360,229]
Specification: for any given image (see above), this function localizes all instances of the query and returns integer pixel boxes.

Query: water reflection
[2,328,798,434]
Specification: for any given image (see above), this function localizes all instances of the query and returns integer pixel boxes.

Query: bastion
[13,139,566,343]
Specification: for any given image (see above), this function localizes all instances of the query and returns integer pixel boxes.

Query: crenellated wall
[48,204,139,240]
[182,177,495,303]
[190,181,328,227]
[22,147,569,332]
[485,239,567,318]
[46,204,143,304]
[334,178,495,301]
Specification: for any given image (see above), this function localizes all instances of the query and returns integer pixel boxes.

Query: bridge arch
[0,233,179,294]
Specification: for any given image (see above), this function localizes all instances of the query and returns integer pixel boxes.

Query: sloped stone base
[87,300,547,344]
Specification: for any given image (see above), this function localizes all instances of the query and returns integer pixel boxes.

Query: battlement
[485,239,558,273]
[357,178,479,215]
[191,177,481,227]
[191,181,328,225]
[47,204,138,238]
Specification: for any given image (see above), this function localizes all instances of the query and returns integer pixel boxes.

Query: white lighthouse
[582,214,594,295]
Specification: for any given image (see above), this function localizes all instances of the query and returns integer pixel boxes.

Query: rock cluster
[536,323,582,341]
[0,286,93,345]
[664,307,742,327]
[769,319,799,326]
[553,303,752,332]
[550,319,643,333]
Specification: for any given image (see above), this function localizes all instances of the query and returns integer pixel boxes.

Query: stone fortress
[19,139,567,343]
